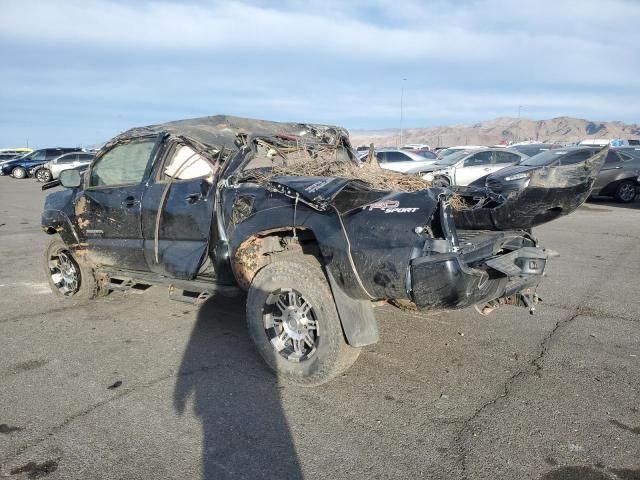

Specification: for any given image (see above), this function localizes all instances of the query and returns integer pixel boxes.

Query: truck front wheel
[246,258,361,386]
[44,238,102,300]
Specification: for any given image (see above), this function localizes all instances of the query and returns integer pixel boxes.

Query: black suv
[1,148,80,179]
[41,115,601,385]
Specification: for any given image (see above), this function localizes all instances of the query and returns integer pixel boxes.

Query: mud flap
[325,269,379,347]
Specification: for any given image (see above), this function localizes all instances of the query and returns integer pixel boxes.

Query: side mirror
[59,169,82,188]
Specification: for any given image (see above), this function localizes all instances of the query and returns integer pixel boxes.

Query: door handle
[122,196,139,208]
[185,193,203,204]
[483,167,490,171]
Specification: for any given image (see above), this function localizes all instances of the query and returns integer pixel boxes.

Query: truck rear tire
[44,238,101,300]
[246,258,361,386]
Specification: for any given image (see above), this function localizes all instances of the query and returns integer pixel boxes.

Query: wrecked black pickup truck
[41,115,606,385]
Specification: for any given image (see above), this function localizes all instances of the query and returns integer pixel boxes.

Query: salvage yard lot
[0,178,638,480]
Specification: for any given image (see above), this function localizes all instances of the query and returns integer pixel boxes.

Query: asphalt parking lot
[0,177,638,480]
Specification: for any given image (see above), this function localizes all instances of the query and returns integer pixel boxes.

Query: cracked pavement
[0,179,639,479]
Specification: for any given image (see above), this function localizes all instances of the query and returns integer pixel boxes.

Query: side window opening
[90,138,156,187]
[58,154,76,164]
[163,145,215,182]
[31,150,47,161]
[604,152,621,165]
[464,151,492,167]
[559,150,593,166]
[385,151,410,163]
[496,151,519,164]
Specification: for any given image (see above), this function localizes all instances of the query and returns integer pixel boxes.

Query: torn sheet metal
[267,176,375,211]
[453,147,607,230]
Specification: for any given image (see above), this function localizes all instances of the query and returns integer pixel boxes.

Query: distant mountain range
[349,117,640,148]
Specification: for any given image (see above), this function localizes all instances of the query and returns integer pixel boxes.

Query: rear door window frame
[154,142,216,184]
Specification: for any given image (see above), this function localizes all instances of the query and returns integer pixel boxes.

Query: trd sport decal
[362,200,420,213]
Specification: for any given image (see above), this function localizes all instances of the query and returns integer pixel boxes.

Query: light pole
[400,78,407,147]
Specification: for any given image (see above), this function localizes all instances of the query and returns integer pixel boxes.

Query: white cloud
[2,0,638,66]
[1,0,639,145]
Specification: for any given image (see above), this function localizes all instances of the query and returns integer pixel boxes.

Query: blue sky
[1,0,639,148]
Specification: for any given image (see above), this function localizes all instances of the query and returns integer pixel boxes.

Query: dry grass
[274,161,432,192]
[252,148,432,192]
[447,192,469,210]
[248,155,477,211]
[245,142,472,209]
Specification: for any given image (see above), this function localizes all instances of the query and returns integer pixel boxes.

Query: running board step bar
[168,286,213,305]
[99,268,240,304]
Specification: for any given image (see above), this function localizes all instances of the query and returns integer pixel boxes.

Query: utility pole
[516,105,522,143]
[400,78,407,148]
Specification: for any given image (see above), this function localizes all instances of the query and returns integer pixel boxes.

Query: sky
[1,0,639,148]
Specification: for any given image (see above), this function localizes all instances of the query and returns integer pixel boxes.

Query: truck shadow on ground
[173,291,303,480]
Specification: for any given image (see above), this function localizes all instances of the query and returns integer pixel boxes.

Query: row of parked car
[358,144,640,203]
[0,148,95,182]
[2,141,638,203]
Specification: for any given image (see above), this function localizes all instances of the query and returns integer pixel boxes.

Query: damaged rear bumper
[410,245,547,310]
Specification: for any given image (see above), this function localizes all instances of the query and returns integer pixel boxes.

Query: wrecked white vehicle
[41,116,606,385]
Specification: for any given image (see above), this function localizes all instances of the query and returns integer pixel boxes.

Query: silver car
[590,148,640,203]
[33,152,95,182]
[367,148,438,173]
[406,148,527,187]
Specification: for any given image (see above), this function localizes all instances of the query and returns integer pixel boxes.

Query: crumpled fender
[42,209,80,246]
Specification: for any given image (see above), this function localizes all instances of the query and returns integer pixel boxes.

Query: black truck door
[78,137,159,271]
[141,143,218,280]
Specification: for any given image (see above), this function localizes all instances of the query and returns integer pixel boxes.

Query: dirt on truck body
[41,115,606,385]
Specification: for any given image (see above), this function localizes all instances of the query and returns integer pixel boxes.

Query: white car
[435,145,486,159]
[367,148,438,173]
[32,152,95,182]
[406,148,527,187]
[579,138,640,147]
[401,143,431,151]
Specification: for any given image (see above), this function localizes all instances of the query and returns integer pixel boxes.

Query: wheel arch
[232,226,379,347]
[42,209,80,246]
[600,176,640,197]
[433,173,452,185]
[230,226,322,290]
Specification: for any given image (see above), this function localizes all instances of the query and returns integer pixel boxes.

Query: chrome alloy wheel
[48,249,80,296]
[263,288,319,362]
